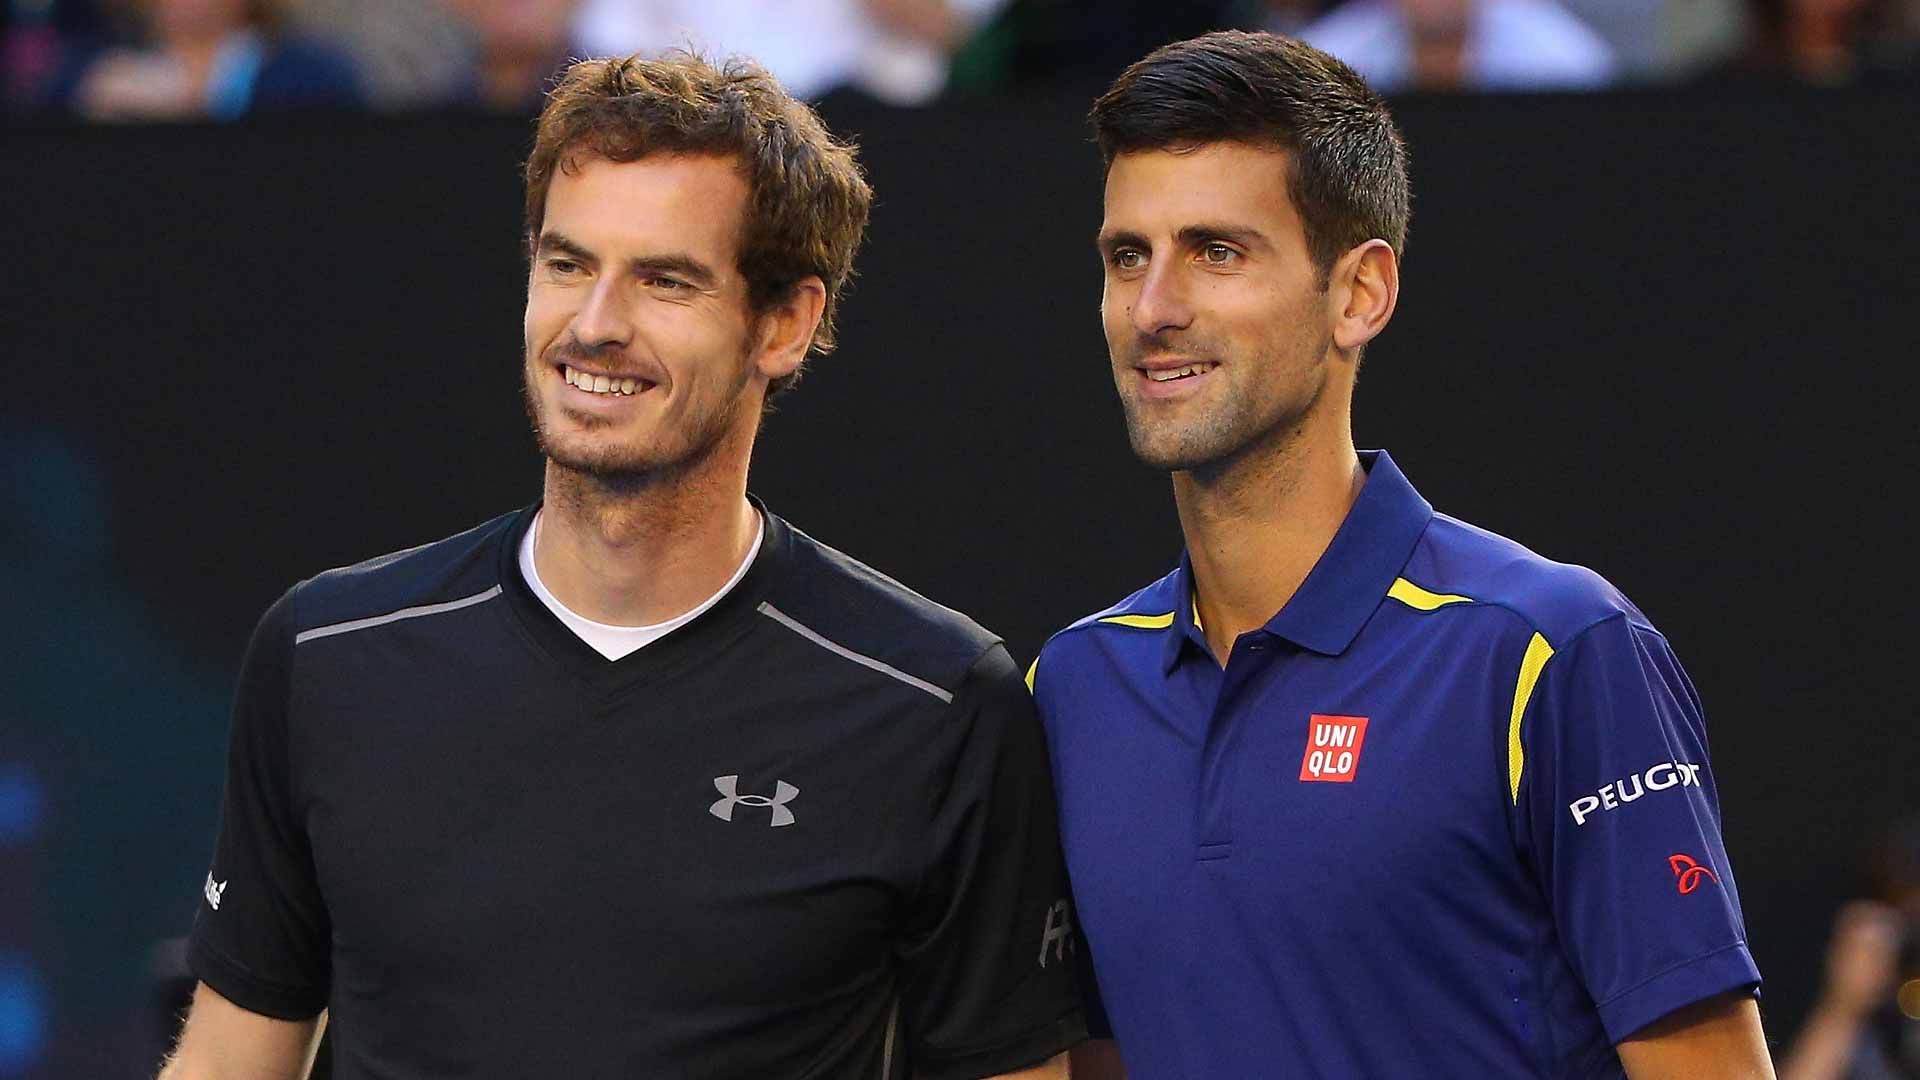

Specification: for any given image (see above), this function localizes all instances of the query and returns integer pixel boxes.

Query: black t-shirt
[188,504,1086,1078]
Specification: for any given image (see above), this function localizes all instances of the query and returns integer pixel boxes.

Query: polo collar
[1163,449,1433,671]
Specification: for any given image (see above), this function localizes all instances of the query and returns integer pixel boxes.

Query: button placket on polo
[1195,632,1281,858]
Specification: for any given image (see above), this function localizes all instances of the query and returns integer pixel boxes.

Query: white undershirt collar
[518,509,764,661]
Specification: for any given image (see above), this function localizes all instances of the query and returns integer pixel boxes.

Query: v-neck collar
[495,497,789,695]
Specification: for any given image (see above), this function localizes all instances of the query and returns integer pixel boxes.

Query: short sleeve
[186,588,331,1019]
[1519,613,1760,1042]
[896,645,1087,1078]
[1032,654,1115,1043]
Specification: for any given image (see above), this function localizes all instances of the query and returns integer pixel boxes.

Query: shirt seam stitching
[909,1007,1085,1064]
[1592,939,1752,1008]
[191,934,325,1000]
[756,601,958,704]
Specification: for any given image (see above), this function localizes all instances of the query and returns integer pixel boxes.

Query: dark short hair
[1091,30,1410,282]
[525,54,873,396]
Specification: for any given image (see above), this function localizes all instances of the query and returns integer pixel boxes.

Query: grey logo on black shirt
[710,775,800,827]
[1039,899,1074,967]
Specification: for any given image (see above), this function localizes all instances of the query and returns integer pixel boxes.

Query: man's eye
[1201,243,1236,264]
[647,276,688,292]
[1112,250,1146,270]
[547,259,581,275]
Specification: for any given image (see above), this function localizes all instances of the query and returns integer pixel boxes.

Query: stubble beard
[1117,328,1332,478]
[522,347,757,494]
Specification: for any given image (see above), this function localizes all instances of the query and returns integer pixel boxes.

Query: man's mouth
[1143,361,1219,382]
[560,364,653,397]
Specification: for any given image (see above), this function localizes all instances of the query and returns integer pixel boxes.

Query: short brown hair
[1091,31,1410,283]
[525,54,873,396]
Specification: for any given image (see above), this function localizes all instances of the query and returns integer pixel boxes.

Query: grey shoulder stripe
[879,997,901,1080]
[294,585,503,645]
[756,602,955,704]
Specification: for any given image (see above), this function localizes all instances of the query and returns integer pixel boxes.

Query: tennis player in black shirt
[160,54,1085,1080]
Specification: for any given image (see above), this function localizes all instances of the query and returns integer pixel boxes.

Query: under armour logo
[1038,899,1074,968]
[203,872,227,911]
[1668,853,1719,895]
[710,775,799,827]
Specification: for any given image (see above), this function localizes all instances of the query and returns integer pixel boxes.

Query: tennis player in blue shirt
[1030,30,1774,1079]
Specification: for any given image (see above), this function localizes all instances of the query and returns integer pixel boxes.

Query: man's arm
[1616,991,1775,1080]
[157,982,323,1080]
[894,646,1088,1073]
[1067,1039,1127,1080]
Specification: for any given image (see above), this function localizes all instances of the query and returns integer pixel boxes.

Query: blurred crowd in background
[6,4,1920,1080]
[4,0,1919,121]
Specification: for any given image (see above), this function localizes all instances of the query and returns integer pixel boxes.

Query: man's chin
[1132,447,1212,473]
[1126,423,1221,473]
[542,439,673,483]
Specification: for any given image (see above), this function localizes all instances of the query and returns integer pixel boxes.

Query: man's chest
[1054,639,1526,933]
[287,656,947,1008]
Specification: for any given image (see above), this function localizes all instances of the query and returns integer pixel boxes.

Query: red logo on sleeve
[1668,854,1720,895]
[1299,715,1369,782]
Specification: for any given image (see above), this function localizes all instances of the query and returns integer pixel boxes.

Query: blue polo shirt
[1031,451,1760,1079]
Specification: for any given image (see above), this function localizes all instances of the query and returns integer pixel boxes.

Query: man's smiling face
[522,152,764,483]
[1099,141,1340,475]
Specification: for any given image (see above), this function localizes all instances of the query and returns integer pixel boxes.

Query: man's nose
[571,276,633,349]
[1131,263,1193,337]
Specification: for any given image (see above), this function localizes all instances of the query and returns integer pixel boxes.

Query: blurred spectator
[1781,818,1920,1080]
[1298,0,1616,92]
[3,0,103,109]
[1661,0,1753,76]
[282,0,474,110]
[282,0,588,113]
[1558,0,1668,77]
[61,0,360,120]
[1723,0,1920,84]
[440,0,580,111]
[571,0,1014,104]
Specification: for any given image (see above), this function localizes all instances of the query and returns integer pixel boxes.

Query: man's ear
[1328,240,1399,354]
[754,276,827,381]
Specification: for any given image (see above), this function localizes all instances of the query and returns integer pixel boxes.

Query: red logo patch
[1300,715,1369,782]
[1668,854,1719,895]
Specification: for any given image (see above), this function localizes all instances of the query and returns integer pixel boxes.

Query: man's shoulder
[764,517,1005,703]
[1405,512,1650,646]
[282,509,522,639]
[1032,567,1183,675]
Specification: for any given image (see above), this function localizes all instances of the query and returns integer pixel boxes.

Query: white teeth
[1145,362,1218,382]
[562,365,646,395]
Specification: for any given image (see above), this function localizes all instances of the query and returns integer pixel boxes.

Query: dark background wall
[5,85,1917,1075]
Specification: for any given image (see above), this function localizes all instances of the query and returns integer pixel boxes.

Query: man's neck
[533,451,759,627]
[1174,415,1365,666]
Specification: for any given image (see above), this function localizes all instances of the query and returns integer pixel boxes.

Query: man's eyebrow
[1097,224,1272,254]
[536,231,595,263]
[535,233,719,288]
[1174,223,1271,251]
[625,254,718,289]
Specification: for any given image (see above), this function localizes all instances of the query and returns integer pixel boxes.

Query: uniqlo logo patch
[1300,715,1369,782]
